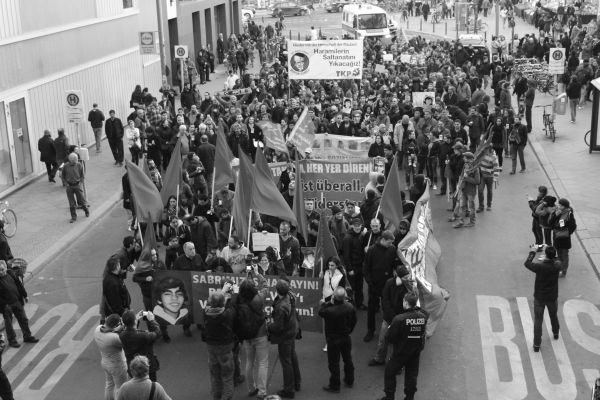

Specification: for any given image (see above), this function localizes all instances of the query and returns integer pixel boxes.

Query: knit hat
[395,265,410,278]
[453,142,464,151]
[381,230,395,241]
[331,205,342,215]
[463,151,475,160]
[543,195,556,206]
[351,217,362,226]
[558,198,570,208]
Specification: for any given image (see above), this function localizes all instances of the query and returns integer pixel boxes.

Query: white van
[341,3,397,40]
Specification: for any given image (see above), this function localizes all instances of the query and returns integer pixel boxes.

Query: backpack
[235,301,265,340]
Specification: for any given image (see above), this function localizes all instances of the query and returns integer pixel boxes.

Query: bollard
[319,27,322,39]
[445,21,447,35]
[433,21,435,32]
[289,30,292,40]
[298,32,300,40]
[420,18,422,30]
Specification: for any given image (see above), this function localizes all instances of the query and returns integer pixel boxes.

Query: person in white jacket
[125,120,142,165]
[94,314,128,400]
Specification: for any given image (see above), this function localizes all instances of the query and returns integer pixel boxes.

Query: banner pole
[210,166,216,211]
[247,208,253,247]
[228,213,234,241]
[365,203,382,250]
[176,184,180,214]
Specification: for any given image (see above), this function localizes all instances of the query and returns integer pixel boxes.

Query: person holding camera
[203,287,238,400]
[94,314,128,400]
[318,286,357,394]
[119,310,161,382]
[268,279,301,399]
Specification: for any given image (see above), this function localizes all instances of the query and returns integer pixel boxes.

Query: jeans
[510,143,525,172]
[244,336,269,396]
[278,339,301,393]
[367,285,383,333]
[66,184,88,219]
[533,298,559,347]
[459,192,476,224]
[108,139,124,163]
[426,157,438,186]
[129,146,141,165]
[327,335,354,389]
[525,105,533,133]
[383,350,421,400]
[208,343,234,400]
[373,321,390,362]
[532,219,543,245]
[493,147,503,167]
[101,359,128,400]
[477,176,494,209]
[556,248,570,273]
[348,268,364,306]
[542,227,553,246]
[3,302,32,343]
[0,355,13,400]
[44,161,58,180]
[93,127,103,151]
[439,162,447,194]
[569,98,578,121]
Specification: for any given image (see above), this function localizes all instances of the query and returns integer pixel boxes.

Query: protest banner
[257,121,288,154]
[412,92,436,108]
[287,107,315,154]
[252,232,280,252]
[310,134,372,160]
[288,40,363,80]
[298,158,371,210]
[232,161,287,183]
[188,272,322,332]
[397,183,450,337]
[151,270,195,326]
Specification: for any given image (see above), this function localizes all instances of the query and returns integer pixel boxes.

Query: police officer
[378,292,428,400]
[318,287,357,393]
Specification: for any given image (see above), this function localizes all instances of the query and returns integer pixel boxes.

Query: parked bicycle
[535,104,556,142]
[0,201,17,238]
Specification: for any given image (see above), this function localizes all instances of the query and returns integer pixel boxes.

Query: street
[2,6,600,400]
[4,142,600,400]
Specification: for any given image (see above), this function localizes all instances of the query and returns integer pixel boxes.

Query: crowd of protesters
[71,7,596,399]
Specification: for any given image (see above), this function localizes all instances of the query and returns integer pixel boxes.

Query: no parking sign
[174,45,188,59]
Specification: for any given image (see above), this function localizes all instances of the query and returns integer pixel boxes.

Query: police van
[341,3,398,41]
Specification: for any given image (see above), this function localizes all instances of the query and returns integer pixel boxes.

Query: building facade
[0,0,163,195]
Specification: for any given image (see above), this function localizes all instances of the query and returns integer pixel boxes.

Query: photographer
[119,310,161,382]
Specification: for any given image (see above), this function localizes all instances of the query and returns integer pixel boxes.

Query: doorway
[0,96,33,192]
[192,11,202,57]
[204,8,213,52]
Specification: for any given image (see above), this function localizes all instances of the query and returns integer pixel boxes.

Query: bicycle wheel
[585,130,591,146]
[2,209,17,238]
[542,115,549,136]
[549,121,556,142]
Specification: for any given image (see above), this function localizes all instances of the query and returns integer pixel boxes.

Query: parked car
[326,0,352,13]
[270,1,310,16]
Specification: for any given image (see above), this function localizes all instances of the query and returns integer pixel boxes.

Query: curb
[527,133,600,280]
[25,191,121,281]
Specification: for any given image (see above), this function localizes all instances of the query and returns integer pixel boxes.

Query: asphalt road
[4,135,600,400]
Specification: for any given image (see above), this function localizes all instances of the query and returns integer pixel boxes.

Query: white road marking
[516,297,577,400]
[563,299,600,356]
[476,295,527,400]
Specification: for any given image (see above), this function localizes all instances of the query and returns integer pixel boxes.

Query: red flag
[141,156,151,179]
[379,154,404,229]
[287,107,315,154]
[293,159,308,242]
[214,125,235,192]
[231,149,254,245]
[135,214,158,274]
[252,149,297,224]
[257,121,289,154]
[160,139,182,204]
[314,213,338,277]
[453,134,493,199]
[126,160,164,223]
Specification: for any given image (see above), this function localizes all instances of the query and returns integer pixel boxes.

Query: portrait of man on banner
[152,272,193,325]
[291,52,310,73]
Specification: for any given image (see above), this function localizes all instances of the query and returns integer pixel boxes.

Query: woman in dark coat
[368,134,385,157]
[38,130,57,182]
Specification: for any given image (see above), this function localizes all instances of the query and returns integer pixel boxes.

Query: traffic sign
[174,45,188,59]
[139,31,158,54]
[65,90,84,124]
[548,48,565,74]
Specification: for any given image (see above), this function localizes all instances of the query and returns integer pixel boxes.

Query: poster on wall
[288,40,364,80]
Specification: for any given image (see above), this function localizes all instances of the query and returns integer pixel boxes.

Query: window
[358,13,387,29]
[123,0,133,8]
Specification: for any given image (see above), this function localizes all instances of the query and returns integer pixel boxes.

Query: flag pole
[228,213,234,241]
[176,184,180,214]
[210,166,216,211]
[365,203,382,250]
[247,208,253,247]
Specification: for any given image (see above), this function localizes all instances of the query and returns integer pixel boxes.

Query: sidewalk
[5,62,254,278]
